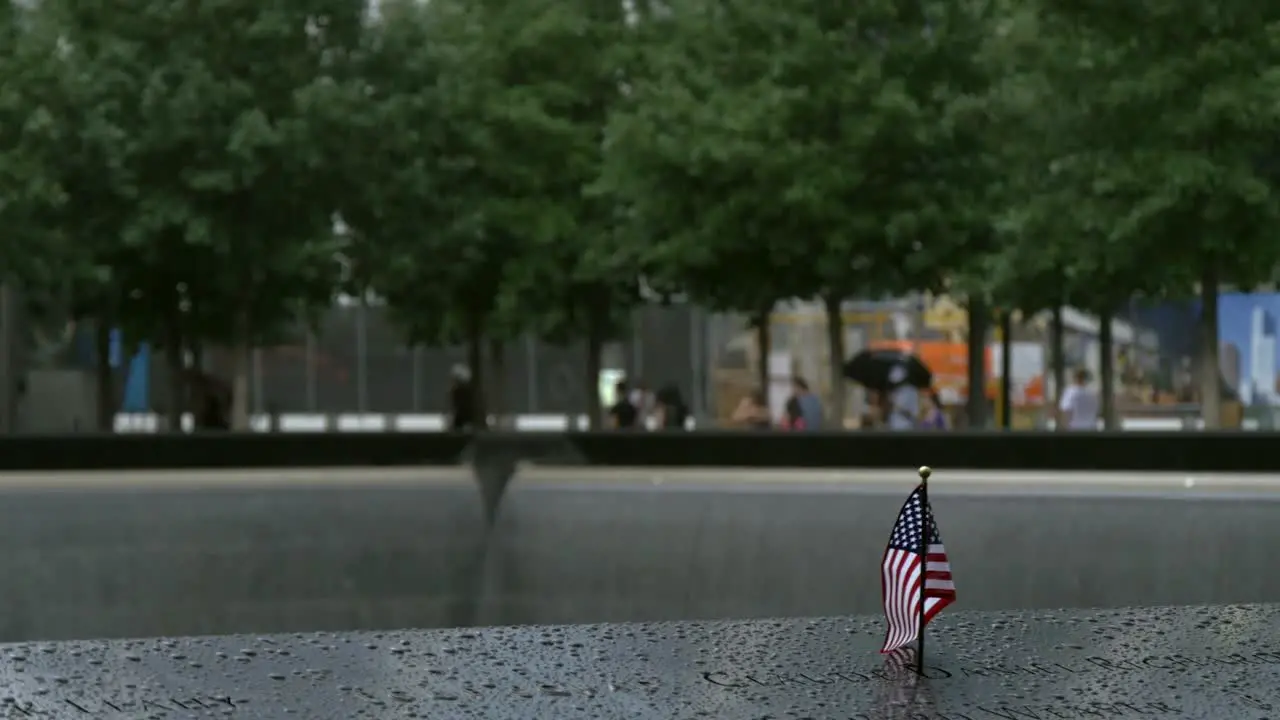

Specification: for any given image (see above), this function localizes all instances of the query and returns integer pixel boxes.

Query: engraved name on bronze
[701,649,1280,689]
[844,701,1182,720]
[2,695,238,716]
[345,678,612,705]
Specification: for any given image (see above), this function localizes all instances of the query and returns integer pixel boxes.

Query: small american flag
[880,484,955,654]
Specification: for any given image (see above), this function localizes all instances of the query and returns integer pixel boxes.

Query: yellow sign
[924,296,967,331]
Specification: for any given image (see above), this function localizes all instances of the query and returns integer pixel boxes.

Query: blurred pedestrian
[790,377,823,430]
[608,380,639,429]
[449,364,479,431]
[886,365,919,430]
[781,396,807,431]
[920,390,947,430]
[1059,367,1099,430]
[860,390,886,429]
[731,389,772,429]
[626,379,653,427]
[189,371,230,431]
[628,379,650,412]
[654,384,689,430]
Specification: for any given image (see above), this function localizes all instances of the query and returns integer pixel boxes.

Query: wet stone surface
[1,604,1278,719]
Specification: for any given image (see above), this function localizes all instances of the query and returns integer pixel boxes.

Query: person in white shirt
[1058,368,1100,430]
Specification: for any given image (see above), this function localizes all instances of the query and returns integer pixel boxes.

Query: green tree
[1,0,146,429]
[44,0,364,429]
[347,0,645,427]
[955,5,1092,423]
[0,0,64,287]
[601,0,835,412]
[1033,0,1280,426]
[962,3,1214,428]
[602,76,798,396]
[337,0,517,426]
[483,0,643,428]
[604,0,998,424]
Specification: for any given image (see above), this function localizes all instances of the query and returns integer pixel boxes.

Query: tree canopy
[1,0,1273,427]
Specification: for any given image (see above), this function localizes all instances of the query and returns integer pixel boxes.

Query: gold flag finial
[918,466,932,481]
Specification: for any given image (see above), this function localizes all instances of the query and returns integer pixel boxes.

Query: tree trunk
[487,338,507,428]
[585,310,605,430]
[94,320,115,431]
[356,293,369,412]
[965,298,988,429]
[189,297,204,373]
[230,307,251,431]
[823,294,846,428]
[1050,305,1066,429]
[230,342,251,431]
[0,284,11,434]
[1199,263,1222,429]
[1099,306,1116,430]
[466,314,486,430]
[754,307,771,399]
[999,310,1013,430]
[163,320,185,433]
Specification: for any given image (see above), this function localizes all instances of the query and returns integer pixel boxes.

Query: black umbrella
[843,349,932,391]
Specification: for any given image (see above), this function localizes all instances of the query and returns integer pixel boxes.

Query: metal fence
[5,289,1246,432]
[231,301,713,417]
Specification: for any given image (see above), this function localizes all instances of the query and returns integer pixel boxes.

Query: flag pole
[915,465,931,676]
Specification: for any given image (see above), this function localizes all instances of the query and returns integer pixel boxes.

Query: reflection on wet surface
[0,604,1275,719]
[0,469,1278,642]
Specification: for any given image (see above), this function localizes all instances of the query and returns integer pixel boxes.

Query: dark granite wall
[0,473,1275,642]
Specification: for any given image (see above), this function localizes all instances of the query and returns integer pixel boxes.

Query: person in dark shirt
[920,390,948,430]
[608,381,639,429]
[449,364,478,431]
[190,372,230,431]
[782,396,807,431]
[655,384,689,430]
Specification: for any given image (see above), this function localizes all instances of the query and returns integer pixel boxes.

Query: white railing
[111,413,1248,433]
[114,413,589,433]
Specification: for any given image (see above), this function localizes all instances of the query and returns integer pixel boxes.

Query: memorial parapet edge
[2,604,1277,720]
[565,431,1280,472]
[0,432,473,471]
[2,429,1280,472]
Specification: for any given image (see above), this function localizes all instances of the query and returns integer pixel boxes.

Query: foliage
[344,0,557,347]
[0,1,78,297]
[987,0,1280,308]
[610,0,1000,312]
[598,0,806,314]
[341,0,644,421]
[487,0,641,347]
[4,0,367,426]
[5,0,1279,424]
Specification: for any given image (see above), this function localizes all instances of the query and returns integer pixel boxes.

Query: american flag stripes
[882,646,919,677]
[880,483,955,654]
